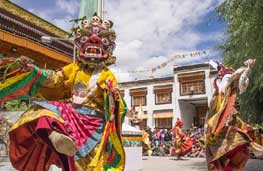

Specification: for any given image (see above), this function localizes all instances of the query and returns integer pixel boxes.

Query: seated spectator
[158,143,166,156]
[189,145,199,157]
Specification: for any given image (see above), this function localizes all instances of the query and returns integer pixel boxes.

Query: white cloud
[56,0,80,16]
[19,0,225,82]
[52,17,76,31]
[27,8,69,31]
[11,0,22,4]
[28,8,52,21]
[103,0,224,82]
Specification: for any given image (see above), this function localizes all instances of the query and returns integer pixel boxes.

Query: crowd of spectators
[142,126,205,158]
[142,124,263,159]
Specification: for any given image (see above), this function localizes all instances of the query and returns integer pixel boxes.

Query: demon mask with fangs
[72,14,116,67]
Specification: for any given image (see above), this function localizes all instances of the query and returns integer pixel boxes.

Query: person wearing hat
[2,14,126,171]
[172,118,193,159]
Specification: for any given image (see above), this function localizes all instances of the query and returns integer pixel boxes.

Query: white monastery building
[119,63,217,129]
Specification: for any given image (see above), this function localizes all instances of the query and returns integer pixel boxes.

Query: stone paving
[142,156,263,171]
[1,156,263,171]
[143,156,208,171]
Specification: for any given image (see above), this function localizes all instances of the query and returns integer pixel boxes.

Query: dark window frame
[155,92,172,105]
[179,80,206,96]
[131,94,147,107]
[154,118,173,129]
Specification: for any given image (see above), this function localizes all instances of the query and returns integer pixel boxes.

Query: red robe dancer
[172,118,193,159]
[205,59,263,171]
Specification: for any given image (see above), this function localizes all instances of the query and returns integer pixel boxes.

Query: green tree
[217,0,263,124]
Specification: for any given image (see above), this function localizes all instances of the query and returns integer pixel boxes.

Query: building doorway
[194,106,207,128]
[178,98,208,129]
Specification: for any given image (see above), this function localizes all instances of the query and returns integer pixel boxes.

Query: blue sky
[11,0,226,81]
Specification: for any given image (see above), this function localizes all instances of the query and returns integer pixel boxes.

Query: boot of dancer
[49,131,77,156]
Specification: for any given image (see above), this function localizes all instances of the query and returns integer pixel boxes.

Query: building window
[155,92,171,104]
[130,87,147,106]
[180,80,205,95]
[132,95,146,106]
[178,72,206,96]
[155,118,172,129]
[153,84,173,105]
[153,109,173,129]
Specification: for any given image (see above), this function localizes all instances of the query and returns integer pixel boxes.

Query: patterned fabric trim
[33,101,105,161]
[10,107,64,131]
[122,136,142,147]
[74,123,104,160]
[33,101,104,119]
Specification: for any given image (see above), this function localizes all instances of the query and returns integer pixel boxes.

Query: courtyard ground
[1,156,263,171]
[142,156,263,171]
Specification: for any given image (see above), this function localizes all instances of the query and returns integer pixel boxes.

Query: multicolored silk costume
[172,118,193,156]
[0,14,127,171]
[205,60,263,171]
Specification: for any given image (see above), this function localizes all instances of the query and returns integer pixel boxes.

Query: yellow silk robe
[11,63,126,171]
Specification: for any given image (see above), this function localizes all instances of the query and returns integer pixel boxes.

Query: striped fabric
[0,66,47,102]
[86,90,127,171]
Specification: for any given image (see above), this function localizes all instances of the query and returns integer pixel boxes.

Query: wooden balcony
[0,11,73,57]
[0,29,72,69]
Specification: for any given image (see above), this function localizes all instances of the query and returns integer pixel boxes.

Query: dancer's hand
[244,58,256,68]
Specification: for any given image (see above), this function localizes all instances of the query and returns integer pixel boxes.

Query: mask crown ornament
[69,13,116,66]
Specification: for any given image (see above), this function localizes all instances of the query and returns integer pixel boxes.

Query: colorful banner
[127,50,207,74]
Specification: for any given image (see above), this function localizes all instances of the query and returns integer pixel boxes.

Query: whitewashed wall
[120,64,217,130]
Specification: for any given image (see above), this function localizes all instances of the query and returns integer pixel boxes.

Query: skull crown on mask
[70,13,116,66]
